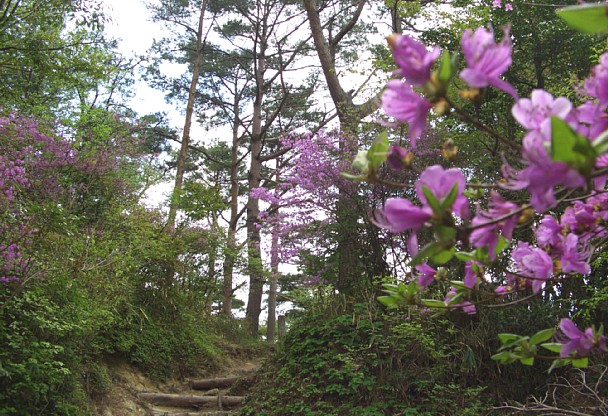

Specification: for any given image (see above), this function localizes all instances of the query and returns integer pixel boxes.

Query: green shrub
[0,289,86,416]
[240,303,491,416]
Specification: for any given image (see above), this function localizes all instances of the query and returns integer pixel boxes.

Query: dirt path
[93,356,260,416]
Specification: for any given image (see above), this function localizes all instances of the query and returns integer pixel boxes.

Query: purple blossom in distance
[460,26,518,99]
[464,260,482,288]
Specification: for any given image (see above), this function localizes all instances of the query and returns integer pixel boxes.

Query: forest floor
[92,346,262,416]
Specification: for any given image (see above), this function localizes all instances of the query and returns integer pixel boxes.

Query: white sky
[103,0,183,123]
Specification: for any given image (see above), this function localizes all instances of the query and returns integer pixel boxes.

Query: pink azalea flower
[560,233,591,275]
[464,260,482,288]
[387,145,408,170]
[492,0,501,8]
[460,26,518,99]
[495,285,511,297]
[445,287,477,314]
[381,80,432,147]
[501,128,586,212]
[583,53,608,105]
[594,154,608,189]
[415,165,470,218]
[469,191,519,257]
[375,198,431,233]
[535,215,563,249]
[512,242,553,293]
[388,34,441,86]
[505,3,513,11]
[511,89,572,131]
[574,101,608,141]
[416,263,437,288]
[559,318,607,357]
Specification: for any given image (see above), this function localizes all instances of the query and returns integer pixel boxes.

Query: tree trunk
[221,97,242,315]
[167,0,207,229]
[266,196,279,341]
[245,1,268,336]
[303,0,379,293]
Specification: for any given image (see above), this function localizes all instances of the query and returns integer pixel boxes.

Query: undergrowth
[240,298,558,416]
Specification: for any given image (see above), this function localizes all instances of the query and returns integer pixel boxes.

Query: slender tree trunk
[245,4,268,336]
[266,162,280,342]
[167,0,207,229]
[221,105,241,315]
[205,216,218,315]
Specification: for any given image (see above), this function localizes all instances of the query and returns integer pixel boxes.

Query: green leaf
[450,280,466,289]
[431,247,455,264]
[530,328,555,345]
[435,225,456,243]
[455,251,476,262]
[520,357,534,366]
[550,117,597,174]
[340,172,366,181]
[491,351,516,364]
[409,242,444,266]
[498,333,521,344]
[421,185,442,215]
[368,131,389,171]
[445,291,465,307]
[557,3,608,34]
[437,51,452,84]
[541,343,563,353]
[420,299,446,308]
[571,357,589,368]
[494,236,510,256]
[439,182,459,211]
[377,296,397,308]
[548,359,570,373]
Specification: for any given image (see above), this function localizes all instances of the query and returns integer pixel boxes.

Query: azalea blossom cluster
[251,131,355,268]
[374,26,608,361]
[0,155,31,282]
[0,114,146,283]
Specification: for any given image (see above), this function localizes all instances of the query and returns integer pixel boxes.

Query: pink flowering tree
[344,4,608,370]
[0,113,151,286]
[251,130,357,284]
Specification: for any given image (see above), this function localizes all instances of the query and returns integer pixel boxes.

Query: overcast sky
[103,0,183,124]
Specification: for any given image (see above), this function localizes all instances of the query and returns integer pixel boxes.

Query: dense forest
[1,0,608,415]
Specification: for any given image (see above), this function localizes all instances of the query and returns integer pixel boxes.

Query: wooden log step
[139,392,244,408]
[189,376,242,390]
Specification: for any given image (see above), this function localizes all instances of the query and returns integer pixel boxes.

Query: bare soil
[91,348,261,416]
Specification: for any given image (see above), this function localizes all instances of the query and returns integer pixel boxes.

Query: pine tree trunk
[221,100,242,315]
[245,8,267,335]
[166,0,207,229]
